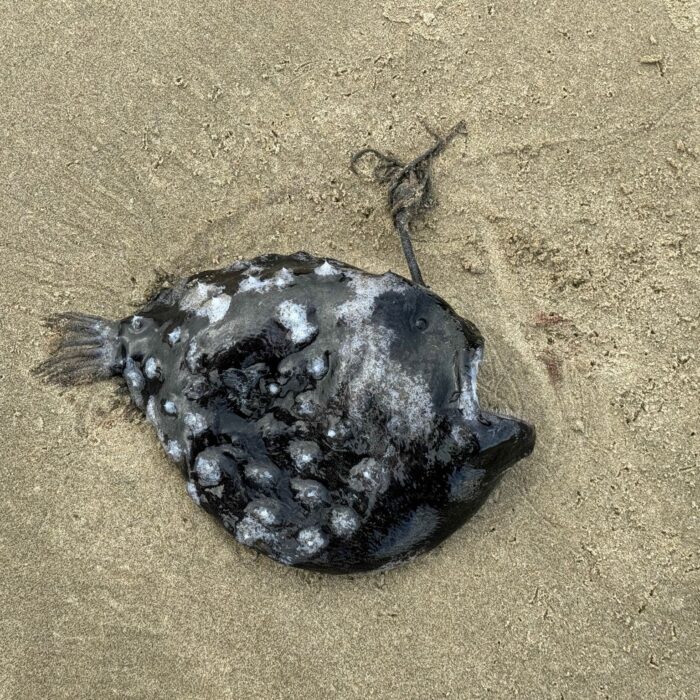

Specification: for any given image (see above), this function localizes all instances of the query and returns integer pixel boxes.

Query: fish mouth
[454,346,536,467]
[473,410,536,468]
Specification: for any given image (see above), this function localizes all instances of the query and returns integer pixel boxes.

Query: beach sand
[1,1,698,697]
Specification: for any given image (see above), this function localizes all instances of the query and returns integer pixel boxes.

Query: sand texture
[1,1,698,698]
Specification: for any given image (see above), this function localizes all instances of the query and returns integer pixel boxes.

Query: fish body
[38,252,534,573]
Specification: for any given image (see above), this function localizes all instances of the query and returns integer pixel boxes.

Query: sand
[1,1,698,698]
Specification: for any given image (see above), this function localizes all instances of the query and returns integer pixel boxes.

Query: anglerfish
[36,123,535,573]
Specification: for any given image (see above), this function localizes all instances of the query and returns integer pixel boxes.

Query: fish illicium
[36,123,535,573]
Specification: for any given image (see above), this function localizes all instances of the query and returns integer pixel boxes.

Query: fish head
[369,278,535,471]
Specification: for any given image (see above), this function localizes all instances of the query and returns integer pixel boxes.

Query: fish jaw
[472,411,536,473]
[453,345,535,473]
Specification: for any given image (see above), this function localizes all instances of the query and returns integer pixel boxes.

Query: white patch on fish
[314,260,339,277]
[123,358,145,406]
[143,356,160,379]
[329,507,360,538]
[307,355,328,379]
[186,481,201,506]
[238,267,295,294]
[336,325,434,440]
[236,515,275,546]
[184,412,207,435]
[277,300,316,344]
[337,273,402,325]
[180,282,231,324]
[166,440,184,461]
[297,526,327,555]
[458,346,482,420]
[167,327,181,345]
[199,294,231,323]
[195,453,222,486]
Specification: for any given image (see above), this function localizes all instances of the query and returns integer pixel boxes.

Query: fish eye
[415,317,429,331]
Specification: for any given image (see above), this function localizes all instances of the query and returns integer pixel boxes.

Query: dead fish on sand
[35,123,535,573]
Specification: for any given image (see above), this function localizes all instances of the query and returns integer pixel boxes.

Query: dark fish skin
[36,124,536,573]
[36,251,535,574]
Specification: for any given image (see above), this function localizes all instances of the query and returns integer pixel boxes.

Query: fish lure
[36,123,535,573]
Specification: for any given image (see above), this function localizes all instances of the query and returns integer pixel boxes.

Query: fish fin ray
[33,312,120,386]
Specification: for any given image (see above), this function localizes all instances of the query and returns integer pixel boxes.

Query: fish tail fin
[33,312,121,386]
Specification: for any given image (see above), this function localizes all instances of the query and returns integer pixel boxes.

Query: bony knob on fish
[35,123,535,573]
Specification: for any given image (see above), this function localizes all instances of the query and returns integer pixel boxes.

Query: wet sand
[1,1,698,697]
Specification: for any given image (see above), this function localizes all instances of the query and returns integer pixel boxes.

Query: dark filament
[350,121,467,286]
